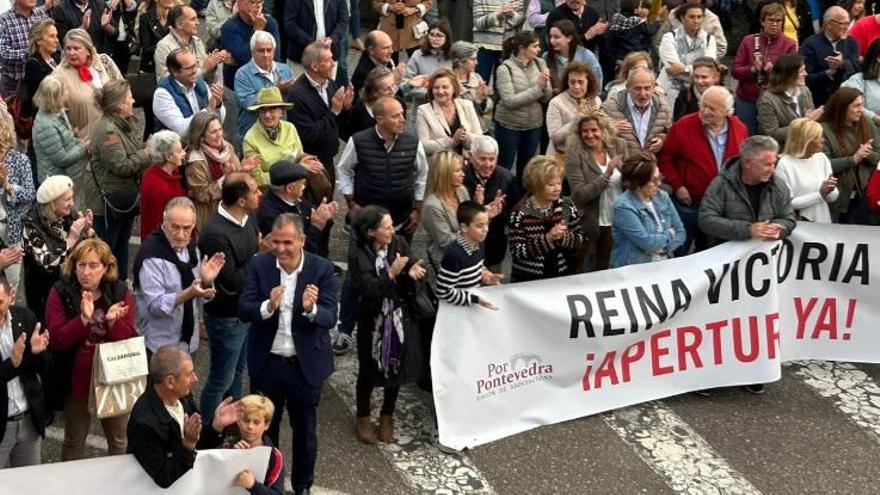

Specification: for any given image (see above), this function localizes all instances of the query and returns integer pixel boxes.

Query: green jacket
[242,120,304,188]
[32,110,86,183]
[820,121,880,214]
[86,115,152,216]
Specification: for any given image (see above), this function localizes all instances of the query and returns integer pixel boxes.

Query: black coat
[545,3,603,53]
[0,306,50,443]
[23,54,59,117]
[463,164,518,266]
[352,236,423,386]
[51,0,115,55]
[286,75,343,179]
[350,54,393,98]
[673,86,700,122]
[127,385,206,488]
[256,188,321,254]
[137,8,170,73]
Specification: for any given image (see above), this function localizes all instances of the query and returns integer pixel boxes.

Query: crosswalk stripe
[326,337,496,494]
[603,402,763,494]
[790,360,880,442]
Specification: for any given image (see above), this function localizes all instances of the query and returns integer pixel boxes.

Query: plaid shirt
[0,7,48,82]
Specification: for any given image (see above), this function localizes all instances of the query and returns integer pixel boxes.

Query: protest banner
[432,223,877,450]
[0,446,270,494]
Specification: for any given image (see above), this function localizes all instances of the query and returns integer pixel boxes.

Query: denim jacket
[610,189,685,268]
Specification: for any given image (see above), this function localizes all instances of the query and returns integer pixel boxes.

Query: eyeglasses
[649,174,664,185]
[826,18,849,26]
[428,31,446,38]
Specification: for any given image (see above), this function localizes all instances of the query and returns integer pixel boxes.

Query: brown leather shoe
[378,414,394,443]
[356,416,376,444]
[350,37,365,52]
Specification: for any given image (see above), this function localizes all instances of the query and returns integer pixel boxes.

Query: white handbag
[412,20,429,40]
[88,337,149,419]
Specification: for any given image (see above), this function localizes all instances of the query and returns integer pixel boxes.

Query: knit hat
[449,41,478,63]
[37,175,74,204]
[247,87,294,112]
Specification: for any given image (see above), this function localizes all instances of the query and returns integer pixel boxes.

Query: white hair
[250,30,277,53]
[146,130,182,163]
[162,196,197,221]
[626,67,655,87]
[700,85,734,115]
[470,135,499,156]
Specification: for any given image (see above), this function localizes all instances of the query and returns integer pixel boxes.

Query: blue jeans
[494,122,543,188]
[476,48,501,85]
[672,199,708,257]
[337,231,359,337]
[200,314,249,427]
[734,98,758,136]
[93,214,134,280]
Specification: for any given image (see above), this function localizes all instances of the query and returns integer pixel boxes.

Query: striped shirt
[436,235,485,306]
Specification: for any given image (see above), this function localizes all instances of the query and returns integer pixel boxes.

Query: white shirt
[313,0,326,40]
[335,127,429,205]
[0,312,28,416]
[153,79,226,138]
[165,400,185,435]
[627,94,653,148]
[305,72,330,108]
[255,61,280,85]
[259,254,318,357]
[596,154,622,227]
[217,203,248,227]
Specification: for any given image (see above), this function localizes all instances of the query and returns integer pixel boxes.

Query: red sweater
[849,15,880,56]
[140,165,187,240]
[867,169,880,212]
[46,288,137,400]
[658,113,749,205]
[731,33,796,103]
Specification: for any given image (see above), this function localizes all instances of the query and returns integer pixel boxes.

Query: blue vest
[155,76,209,131]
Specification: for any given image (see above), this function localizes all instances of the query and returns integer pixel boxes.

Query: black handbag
[126,72,157,109]
[408,279,438,320]
[88,163,140,221]
[103,189,140,221]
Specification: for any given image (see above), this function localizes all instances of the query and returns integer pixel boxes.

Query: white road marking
[790,360,880,442]
[326,331,495,494]
[603,402,763,494]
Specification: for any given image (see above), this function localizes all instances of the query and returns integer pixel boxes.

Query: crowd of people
[0,0,878,491]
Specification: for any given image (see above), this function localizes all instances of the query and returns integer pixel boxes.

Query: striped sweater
[508,197,585,282]
[473,0,525,51]
[436,235,486,306]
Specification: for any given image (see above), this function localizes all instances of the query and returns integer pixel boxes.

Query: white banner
[432,223,879,450]
[0,447,270,494]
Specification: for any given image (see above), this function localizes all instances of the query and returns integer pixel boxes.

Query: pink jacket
[731,33,797,103]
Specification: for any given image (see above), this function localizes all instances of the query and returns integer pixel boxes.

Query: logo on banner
[476,353,554,400]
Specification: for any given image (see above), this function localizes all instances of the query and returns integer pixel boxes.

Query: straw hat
[247,87,294,112]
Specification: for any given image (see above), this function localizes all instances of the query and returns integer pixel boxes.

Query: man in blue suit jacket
[239,213,338,495]
[802,6,859,107]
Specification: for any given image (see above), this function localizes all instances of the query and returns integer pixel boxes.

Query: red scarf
[73,64,93,83]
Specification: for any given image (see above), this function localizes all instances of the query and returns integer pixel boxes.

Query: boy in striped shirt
[435,201,502,309]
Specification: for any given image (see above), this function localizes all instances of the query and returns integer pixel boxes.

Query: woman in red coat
[45,238,136,461]
[140,130,188,240]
